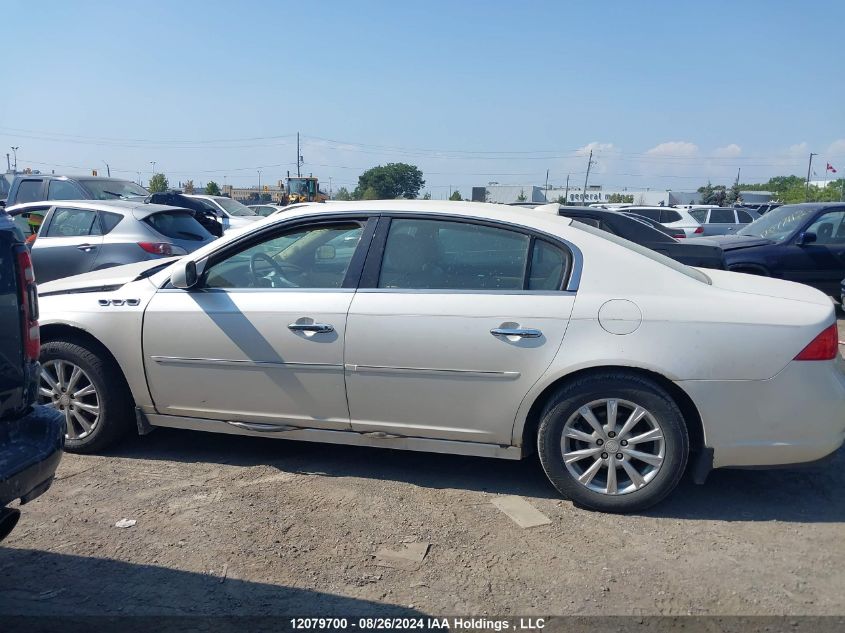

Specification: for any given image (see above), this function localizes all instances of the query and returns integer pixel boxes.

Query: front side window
[47,179,84,200]
[805,211,845,245]
[709,208,736,223]
[378,218,539,291]
[204,222,363,289]
[44,207,101,237]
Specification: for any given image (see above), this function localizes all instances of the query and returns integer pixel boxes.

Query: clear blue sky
[4,0,844,196]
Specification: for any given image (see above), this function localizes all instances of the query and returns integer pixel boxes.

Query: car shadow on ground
[105,428,845,523]
[0,548,430,623]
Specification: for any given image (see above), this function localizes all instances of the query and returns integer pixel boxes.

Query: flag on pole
[827,162,837,173]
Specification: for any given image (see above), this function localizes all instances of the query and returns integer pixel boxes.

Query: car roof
[4,199,188,219]
[11,174,135,182]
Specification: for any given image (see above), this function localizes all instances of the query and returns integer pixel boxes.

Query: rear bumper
[0,405,65,506]
[677,359,845,468]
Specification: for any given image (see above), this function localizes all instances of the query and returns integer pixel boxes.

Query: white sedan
[35,200,845,512]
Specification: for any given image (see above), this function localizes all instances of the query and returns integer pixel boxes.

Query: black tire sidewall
[538,374,688,513]
[40,341,131,453]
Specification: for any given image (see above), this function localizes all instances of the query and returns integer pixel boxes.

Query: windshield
[571,220,711,284]
[736,204,816,242]
[79,179,149,200]
[214,197,256,217]
[288,178,316,196]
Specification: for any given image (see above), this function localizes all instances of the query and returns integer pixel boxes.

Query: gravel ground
[1,324,844,618]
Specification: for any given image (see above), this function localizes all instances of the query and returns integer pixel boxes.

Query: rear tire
[537,372,688,513]
[39,340,134,453]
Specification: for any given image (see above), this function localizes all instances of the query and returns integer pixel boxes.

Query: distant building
[738,190,774,204]
[473,183,701,206]
[222,184,286,203]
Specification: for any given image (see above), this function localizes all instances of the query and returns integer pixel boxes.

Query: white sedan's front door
[143,220,369,431]
[345,217,576,445]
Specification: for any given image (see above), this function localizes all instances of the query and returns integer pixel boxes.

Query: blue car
[688,203,845,297]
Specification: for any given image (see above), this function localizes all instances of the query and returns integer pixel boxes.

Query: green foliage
[354,163,424,200]
[334,187,352,201]
[260,193,272,202]
[360,186,379,200]
[607,193,634,204]
[205,181,221,196]
[516,189,527,202]
[731,175,844,204]
[422,192,432,200]
[449,190,463,201]
[148,173,169,193]
[726,182,742,205]
[556,195,567,205]
[183,179,195,194]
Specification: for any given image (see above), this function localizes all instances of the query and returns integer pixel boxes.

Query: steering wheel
[249,252,297,288]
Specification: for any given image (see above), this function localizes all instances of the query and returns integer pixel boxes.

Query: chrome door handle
[288,322,334,334]
[76,244,96,251]
[491,327,542,339]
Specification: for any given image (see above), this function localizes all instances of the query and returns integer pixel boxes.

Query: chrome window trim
[356,288,575,296]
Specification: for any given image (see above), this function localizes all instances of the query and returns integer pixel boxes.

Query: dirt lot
[2,327,845,618]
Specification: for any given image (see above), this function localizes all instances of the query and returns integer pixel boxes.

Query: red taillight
[693,226,704,234]
[794,324,838,361]
[15,248,40,362]
[673,233,686,239]
[138,242,173,256]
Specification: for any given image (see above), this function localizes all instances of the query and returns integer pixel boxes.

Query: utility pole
[136,171,142,186]
[296,132,303,178]
[10,147,19,171]
[806,153,817,201]
[5,153,9,172]
[544,169,549,195]
[563,174,570,205]
[735,168,741,186]
[103,161,110,177]
[257,170,262,194]
[328,176,333,199]
[150,161,156,176]
[582,150,594,205]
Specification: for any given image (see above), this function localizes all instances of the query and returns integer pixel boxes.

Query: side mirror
[797,231,817,246]
[170,259,198,289]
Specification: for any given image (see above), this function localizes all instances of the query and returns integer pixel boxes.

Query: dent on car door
[32,206,104,283]
[142,217,375,431]
[344,216,577,445]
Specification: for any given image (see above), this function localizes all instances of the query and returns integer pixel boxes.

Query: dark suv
[2,174,149,208]
[0,210,64,541]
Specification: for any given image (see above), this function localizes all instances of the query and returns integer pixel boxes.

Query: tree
[334,187,352,201]
[607,193,634,204]
[516,189,527,202]
[556,195,567,205]
[353,163,424,200]
[360,186,379,200]
[183,179,195,194]
[726,182,742,205]
[148,173,169,193]
[260,193,271,202]
[205,181,221,196]
[449,190,463,201]
[422,192,431,200]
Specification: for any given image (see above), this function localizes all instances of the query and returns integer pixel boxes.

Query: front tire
[537,372,688,513]
[39,341,134,453]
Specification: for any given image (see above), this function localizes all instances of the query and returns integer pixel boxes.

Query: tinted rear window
[690,210,707,222]
[145,211,212,241]
[15,180,43,203]
[660,210,682,223]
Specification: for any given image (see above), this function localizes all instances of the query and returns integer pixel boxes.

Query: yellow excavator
[282,174,328,205]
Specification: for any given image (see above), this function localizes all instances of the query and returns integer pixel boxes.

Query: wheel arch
[517,365,705,458]
[39,323,137,410]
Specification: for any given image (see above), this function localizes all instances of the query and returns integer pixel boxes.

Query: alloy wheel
[39,360,101,440]
[561,398,665,495]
